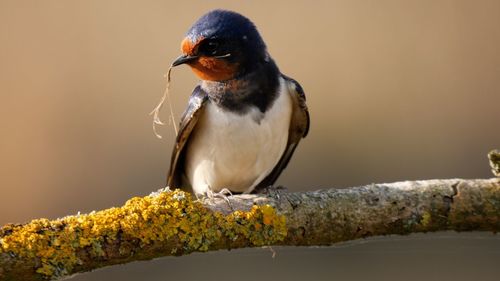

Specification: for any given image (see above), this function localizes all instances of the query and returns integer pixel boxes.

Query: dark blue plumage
[186,9,266,55]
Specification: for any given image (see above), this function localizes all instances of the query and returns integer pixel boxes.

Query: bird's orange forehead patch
[181,36,203,55]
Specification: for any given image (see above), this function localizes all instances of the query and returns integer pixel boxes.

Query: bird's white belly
[185,79,292,195]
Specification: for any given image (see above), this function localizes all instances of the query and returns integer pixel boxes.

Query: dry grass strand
[149,66,178,139]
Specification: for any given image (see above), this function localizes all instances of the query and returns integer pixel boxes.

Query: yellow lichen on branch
[0,189,287,280]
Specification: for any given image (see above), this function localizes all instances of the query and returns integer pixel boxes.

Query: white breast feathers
[185,77,292,196]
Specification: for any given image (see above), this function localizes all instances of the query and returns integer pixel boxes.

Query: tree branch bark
[1,176,499,281]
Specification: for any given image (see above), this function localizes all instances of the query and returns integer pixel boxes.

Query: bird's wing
[166,86,208,189]
[255,75,310,190]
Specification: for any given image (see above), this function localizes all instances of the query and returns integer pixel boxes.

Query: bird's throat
[189,57,239,81]
[200,60,281,114]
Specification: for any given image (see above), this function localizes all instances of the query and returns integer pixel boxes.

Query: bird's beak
[171,54,198,67]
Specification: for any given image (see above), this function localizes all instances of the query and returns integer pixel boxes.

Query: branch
[1,150,499,281]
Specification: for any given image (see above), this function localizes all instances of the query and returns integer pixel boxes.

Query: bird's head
[171,10,268,81]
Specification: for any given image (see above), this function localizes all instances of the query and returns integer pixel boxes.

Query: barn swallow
[167,10,309,197]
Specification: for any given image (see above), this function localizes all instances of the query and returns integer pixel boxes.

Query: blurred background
[1,0,499,280]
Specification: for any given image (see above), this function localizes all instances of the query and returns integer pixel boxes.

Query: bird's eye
[199,40,220,56]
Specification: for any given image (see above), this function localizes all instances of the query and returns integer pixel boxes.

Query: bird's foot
[203,188,234,210]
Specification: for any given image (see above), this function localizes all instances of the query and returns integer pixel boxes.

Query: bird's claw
[202,188,234,211]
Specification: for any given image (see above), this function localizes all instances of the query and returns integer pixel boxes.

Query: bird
[166,9,309,197]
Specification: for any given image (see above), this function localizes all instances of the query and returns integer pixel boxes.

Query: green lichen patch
[420,211,432,227]
[489,150,500,177]
[0,189,287,279]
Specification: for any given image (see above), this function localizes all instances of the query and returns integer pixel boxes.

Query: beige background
[1,0,499,280]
